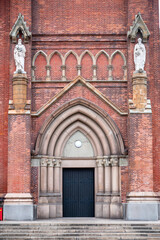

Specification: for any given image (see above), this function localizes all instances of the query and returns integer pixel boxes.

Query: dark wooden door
[63,168,94,217]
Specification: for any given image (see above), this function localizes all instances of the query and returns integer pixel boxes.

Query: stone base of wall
[3,193,33,220]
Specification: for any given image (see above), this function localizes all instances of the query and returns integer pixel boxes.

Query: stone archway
[35,99,126,219]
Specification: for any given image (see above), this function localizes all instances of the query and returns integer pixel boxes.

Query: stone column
[110,155,122,219]
[96,157,104,193]
[110,156,119,194]
[92,65,97,80]
[77,65,81,76]
[47,159,54,193]
[102,156,111,218]
[45,65,51,81]
[108,65,113,81]
[40,158,47,193]
[103,157,111,194]
[54,159,61,193]
[61,65,66,81]
[95,157,104,218]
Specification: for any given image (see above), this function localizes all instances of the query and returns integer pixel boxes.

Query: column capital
[96,157,103,167]
[45,65,51,70]
[110,156,119,166]
[92,65,97,69]
[103,156,111,167]
[54,158,61,167]
[47,159,54,167]
[61,65,66,70]
[107,64,113,70]
[76,65,82,70]
[40,158,48,167]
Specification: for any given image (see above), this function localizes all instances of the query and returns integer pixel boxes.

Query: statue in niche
[14,39,26,74]
[134,38,146,73]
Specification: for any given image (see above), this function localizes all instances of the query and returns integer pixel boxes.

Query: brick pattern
[32,0,126,35]
[128,113,153,192]
[8,115,31,193]
[0,0,10,194]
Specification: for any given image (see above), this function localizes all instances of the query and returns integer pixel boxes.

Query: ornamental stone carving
[134,38,146,73]
[96,158,103,167]
[127,13,150,43]
[110,156,119,167]
[40,158,48,167]
[10,13,31,43]
[14,39,26,74]
[103,157,111,167]
[54,159,61,167]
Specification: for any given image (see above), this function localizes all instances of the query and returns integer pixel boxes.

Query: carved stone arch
[54,122,102,157]
[32,50,48,66]
[32,50,48,80]
[95,50,109,62]
[47,114,109,156]
[35,99,125,156]
[64,50,79,65]
[95,50,110,80]
[79,50,95,65]
[111,50,127,81]
[111,50,126,65]
[127,12,150,43]
[49,51,63,65]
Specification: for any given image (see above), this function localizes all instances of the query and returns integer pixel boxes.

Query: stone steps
[0,222,160,240]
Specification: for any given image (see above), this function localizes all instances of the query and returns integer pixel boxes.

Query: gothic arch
[79,50,95,65]
[35,99,125,156]
[95,50,109,63]
[64,50,79,65]
[111,50,126,65]
[48,51,63,65]
[32,50,48,66]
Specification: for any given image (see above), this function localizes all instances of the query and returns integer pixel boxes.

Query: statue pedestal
[12,73,28,110]
[132,72,147,110]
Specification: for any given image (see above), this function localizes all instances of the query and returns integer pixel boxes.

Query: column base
[126,192,160,221]
[37,194,62,219]
[3,193,33,221]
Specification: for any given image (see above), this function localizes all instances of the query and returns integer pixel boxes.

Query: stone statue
[14,39,26,74]
[134,38,146,73]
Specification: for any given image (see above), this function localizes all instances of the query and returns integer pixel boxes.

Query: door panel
[63,168,94,217]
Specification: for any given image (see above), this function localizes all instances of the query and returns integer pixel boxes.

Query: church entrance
[63,168,94,217]
[35,100,126,219]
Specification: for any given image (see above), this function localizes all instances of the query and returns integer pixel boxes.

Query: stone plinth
[3,193,33,220]
[12,73,28,110]
[126,192,160,221]
[132,72,147,110]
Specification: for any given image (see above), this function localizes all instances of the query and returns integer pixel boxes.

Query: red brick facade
[0,0,160,220]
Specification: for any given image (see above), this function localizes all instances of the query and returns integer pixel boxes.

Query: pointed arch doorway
[35,99,125,219]
[63,130,95,217]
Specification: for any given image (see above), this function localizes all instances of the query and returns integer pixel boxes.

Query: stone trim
[129,99,152,114]
[127,12,150,43]
[31,76,128,117]
[10,13,31,43]
[32,49,127,81]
